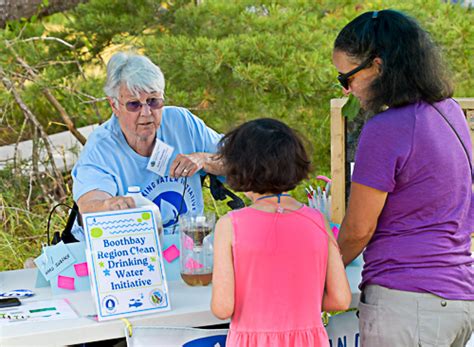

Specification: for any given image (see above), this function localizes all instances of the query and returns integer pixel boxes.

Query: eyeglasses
[121,97,165,112]
[337,57,373,90]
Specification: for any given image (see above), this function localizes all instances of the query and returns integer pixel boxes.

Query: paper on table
[163,245,180,263]
[0,299,78,326]
[57,275,75,290]
[74,262,89,277]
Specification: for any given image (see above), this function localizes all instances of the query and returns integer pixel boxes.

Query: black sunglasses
[337,57,374,90]
[122,97,165,112]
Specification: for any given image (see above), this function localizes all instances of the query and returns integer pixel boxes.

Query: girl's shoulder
[295,205,325,221]
[226,206,256,217]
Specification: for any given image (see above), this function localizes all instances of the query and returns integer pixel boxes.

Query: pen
[326,182,331,195]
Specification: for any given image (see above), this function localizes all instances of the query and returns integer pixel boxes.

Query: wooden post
[330,98,346,225]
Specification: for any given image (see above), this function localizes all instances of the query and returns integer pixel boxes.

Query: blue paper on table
[35,242,91,294]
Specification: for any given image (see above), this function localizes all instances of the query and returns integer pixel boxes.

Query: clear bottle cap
[127,186,141,194]
[196,216,206,225]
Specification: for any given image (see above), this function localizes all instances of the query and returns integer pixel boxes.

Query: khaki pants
[358,285,473,347]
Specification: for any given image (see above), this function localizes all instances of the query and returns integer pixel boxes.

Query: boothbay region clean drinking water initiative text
[95,236,157,291]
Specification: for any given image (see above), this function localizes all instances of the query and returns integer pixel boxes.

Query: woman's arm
[338,182,388,266]
[322,218,351,312]
[77,190,136,214]
[211,214,235,320]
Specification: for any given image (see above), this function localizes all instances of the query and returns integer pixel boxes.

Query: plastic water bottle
[125,186,163,237]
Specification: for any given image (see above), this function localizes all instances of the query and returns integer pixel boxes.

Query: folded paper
[74,262,89,277]
[34,241,75,281]
[35,242,91,295]
[163,245,180,263]
[58,275,75,290]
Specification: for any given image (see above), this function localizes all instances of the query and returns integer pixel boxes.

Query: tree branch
[6,43,87,145]
[0,66,66,199]
[16,36,74,49]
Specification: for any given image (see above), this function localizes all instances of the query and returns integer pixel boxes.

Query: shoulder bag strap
[430,102,473,177]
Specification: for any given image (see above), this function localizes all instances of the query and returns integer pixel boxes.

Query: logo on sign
[153,191,189,228]
[102,295,118,313]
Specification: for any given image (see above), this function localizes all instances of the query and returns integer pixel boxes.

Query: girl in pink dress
[211,118,351,347]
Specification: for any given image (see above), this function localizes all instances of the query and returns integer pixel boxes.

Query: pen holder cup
[308,196,331,221]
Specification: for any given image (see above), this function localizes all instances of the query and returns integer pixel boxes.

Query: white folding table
[0,263,362,346]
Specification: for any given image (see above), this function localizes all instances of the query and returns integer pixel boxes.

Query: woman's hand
[77,190,136,214]
[102,196,136,211]
[169,153,205,177]
[169,153,224,177]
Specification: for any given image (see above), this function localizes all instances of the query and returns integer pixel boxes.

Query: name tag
[34,241,76,281]
[147,139,174,177]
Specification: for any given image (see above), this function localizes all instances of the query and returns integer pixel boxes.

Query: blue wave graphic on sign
[102,222,146,230]
[109,227,154,235]
[89,218,134,226]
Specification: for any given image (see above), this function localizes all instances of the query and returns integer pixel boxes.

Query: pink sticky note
[183,235,194,250]
[163,244,180,263]
[185,258,204,270]
[74,262,89,277]
[331,225,340,239]
[58,275,75,290]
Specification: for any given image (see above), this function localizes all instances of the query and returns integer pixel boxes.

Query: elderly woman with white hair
[71,52,224,276]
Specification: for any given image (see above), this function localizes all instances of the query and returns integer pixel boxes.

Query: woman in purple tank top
[333,9,473,347]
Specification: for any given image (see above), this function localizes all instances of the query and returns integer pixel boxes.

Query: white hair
[104,52,165,104]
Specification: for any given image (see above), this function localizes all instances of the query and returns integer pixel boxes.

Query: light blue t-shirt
[72,106,222,279]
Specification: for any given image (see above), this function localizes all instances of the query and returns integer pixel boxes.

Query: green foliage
[0,165,75,270]
[342,95,360,120]
[0,0,472,269]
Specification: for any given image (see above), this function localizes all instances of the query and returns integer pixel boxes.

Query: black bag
[49,202,80,245]
[204,174,245,210]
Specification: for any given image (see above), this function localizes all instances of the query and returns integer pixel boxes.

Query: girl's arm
[322,218,351,312]
[211,214,235,320]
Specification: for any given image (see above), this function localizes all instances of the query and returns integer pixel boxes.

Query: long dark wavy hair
[334,10,453,113]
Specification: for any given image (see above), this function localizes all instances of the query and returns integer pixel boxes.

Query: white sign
[83,207,170,321]
[326,310,360,347]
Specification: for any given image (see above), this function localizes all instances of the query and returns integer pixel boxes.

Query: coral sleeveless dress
[226,205,329,347]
